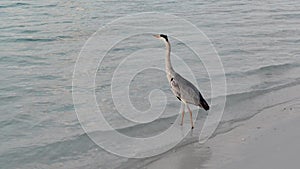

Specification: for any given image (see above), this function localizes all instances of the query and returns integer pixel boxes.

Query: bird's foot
[191,126,194,129]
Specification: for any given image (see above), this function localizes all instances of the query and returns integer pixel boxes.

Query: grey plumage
[154,34,209,129]
[171,73,209,110]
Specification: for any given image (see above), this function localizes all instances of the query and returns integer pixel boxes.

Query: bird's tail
[199,92,209,111]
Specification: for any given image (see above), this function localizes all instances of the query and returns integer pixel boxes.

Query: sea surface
[1,0,300,168]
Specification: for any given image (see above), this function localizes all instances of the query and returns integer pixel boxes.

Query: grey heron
[154,34,209,129]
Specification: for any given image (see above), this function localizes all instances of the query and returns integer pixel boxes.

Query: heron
[153,34,209,129]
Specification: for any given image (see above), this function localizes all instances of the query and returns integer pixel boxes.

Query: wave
[224,62,299,78]
[3,35,74,43]
[244,62,298,75]
[0,2,30,8]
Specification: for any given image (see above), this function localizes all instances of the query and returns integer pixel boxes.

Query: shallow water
[1,0,300,168]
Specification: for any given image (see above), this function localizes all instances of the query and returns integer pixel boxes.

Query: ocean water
[1,0,300,168]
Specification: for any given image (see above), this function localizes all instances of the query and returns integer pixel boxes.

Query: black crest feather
[160,34,168,42]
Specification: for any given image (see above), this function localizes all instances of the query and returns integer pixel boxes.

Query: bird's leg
[186,105,194,129]
[180,103,185,126]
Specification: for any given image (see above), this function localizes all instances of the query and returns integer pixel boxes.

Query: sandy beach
[146,84,300,169]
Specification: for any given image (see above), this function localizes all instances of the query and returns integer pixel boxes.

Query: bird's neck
[165,40,174,76]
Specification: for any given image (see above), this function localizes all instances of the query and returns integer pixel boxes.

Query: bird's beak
[153,34,160,38]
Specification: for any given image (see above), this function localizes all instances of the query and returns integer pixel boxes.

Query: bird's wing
[173,73,201,104]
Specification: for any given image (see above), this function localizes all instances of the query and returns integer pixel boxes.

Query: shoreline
[145,84,300,169]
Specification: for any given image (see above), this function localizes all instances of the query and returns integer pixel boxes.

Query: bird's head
[153,34,168,42]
